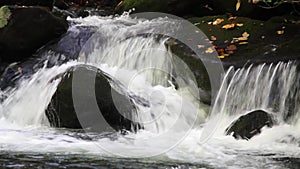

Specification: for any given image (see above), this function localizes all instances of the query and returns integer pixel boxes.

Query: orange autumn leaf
[210,35,217,41]
[226,45,237,51]
[222,23,235,29]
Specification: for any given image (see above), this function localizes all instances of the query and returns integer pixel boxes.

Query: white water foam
[0,15,299,168]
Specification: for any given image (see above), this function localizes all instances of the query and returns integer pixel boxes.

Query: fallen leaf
[212,18,224,25]
[242,32,250,38]
[236,23,243,27]
[217,48,225,54]
[232,36,248,43]
[210,36,217,41]
[277,30,284,35]
[226,45,237,51]
[228,16,237,21]
[236,0,241,11]
[205,47,214,53]
[218,55,225,59]
[222,23,235,29]
[117,0,123,7]
[239,41,248,45]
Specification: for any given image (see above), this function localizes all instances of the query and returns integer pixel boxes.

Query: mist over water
[0,15,300,168]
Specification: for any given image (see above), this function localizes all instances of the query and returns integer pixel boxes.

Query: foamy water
[0,15,299,168]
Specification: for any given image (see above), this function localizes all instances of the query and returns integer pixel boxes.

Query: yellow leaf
[277,30,284,35]
[236,0,241,11]
[242,32,250,38]
[212,18,224,25]
[218,55,225,59]
[210,36,217,41]
[239,41,248,45]
[205,48,214,53]
[236,23,243,27]
[222,23,235,29]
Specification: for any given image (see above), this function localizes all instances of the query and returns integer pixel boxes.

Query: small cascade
[0,15,205,134]
[210,61,300,125]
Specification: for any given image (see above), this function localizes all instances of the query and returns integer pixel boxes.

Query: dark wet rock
[169,42,212,105]
[54,0,69,10]
[0,6,68,63]
[0,0,54,10]
[64,0,120,9]
[45,26,96,65]
[0,59,42,90]
[225,110,275,140]
[46,65,142,132]
[115,0,217,17]
[115,0,298,19]
[211,0,296,20]
[188,15,300,69]
[0,25,96,91]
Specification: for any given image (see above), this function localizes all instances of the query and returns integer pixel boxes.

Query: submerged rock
[46,65,142,133]
[225,110,274,140]
[0,6,68,63]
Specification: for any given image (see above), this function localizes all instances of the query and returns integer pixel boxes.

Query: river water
[0,15,300,168]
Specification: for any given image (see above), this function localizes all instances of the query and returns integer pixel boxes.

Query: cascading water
[0,14,300,168]
[210,62,300,125]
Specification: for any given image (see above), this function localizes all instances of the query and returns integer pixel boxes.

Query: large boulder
[46,65,142,133]
[0,6,68,63]
[225,110,275,140]
[188,15,300,68]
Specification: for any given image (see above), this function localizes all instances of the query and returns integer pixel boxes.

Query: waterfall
[0,15,205,133]
[1,15,300,166]
[210,61,300,126]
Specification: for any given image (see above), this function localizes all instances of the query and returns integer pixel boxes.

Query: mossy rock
[188,15,300,68]
[0,6,11,29]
